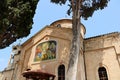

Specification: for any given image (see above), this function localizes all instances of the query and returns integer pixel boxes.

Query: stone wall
[84,32,120,80]
[1,19,86,80]
[18,19,86,80]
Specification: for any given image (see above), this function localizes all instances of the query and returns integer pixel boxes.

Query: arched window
[58,65,65,80]
[98,67,108,80]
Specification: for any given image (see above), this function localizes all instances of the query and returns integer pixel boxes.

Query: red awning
[22,70,55,79]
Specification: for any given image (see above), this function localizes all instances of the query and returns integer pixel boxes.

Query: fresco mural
[34,41,57,62]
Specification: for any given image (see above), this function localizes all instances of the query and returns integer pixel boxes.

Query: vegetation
[0,0,110,49]
[51,0,110,80]
[0,0,110,79]
[0,0,39,49]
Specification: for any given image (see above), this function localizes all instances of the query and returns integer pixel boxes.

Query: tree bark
[67,0,82,80]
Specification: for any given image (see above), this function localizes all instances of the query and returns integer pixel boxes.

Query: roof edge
[85,32,120,40]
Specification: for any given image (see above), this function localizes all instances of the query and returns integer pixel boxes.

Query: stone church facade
[0,19,120,80]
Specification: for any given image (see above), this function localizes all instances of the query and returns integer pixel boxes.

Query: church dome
[50,19,86,38]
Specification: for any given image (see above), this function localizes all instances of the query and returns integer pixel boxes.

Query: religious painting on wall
[34,41,57,62]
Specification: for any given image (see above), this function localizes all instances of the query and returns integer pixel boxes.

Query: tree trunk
[67,0,82,80]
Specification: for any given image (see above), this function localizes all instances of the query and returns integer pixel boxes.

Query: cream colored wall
[3,19,120,80]
[0,72,2,80]
[21,25,85,80]
[84,33,120,80]
[28,27,72,80]
[77,50,86,80]
[1,70,13,80]
[1,19,86,80]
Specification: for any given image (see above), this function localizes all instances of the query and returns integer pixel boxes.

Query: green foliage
[0,0,39,49]
[50,0,67,5]
[51,0,110,20]
[0,0,110,49]
[81,0,110,20]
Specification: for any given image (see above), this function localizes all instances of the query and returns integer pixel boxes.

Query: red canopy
[22,69,55,80]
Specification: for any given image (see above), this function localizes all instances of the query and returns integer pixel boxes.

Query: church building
[0,19,120,80]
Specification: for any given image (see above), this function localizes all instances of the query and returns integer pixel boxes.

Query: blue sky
[0,0,120,71]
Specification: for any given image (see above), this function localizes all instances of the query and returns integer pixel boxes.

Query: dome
[50,19,86,38]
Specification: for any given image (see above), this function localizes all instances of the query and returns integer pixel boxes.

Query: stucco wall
[1,70,13,80]
[1,19,86,80]
[19,20,85,80]
[84,32,120,80]
[26,26,85,80]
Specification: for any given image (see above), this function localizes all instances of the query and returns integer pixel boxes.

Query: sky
[0,0,120,71]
